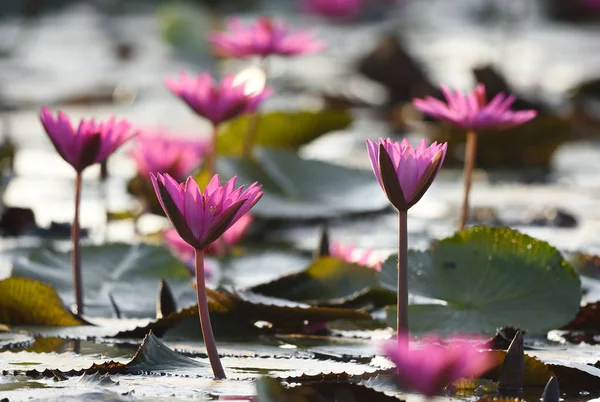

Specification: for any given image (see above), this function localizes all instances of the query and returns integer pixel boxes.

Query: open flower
[330,240,382,271]
[382,333,494,397]
[164,213,253,259]
[151,173,262,250]
[412,84,537,131]
[366,138,447,211]
[301,0,367,18]
[165,73,271,126]
[40,107,136,172]
[130,132,209,181]
[209,17,324,58]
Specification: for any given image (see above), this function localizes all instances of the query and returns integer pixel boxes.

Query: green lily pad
[251,257,394,308]
[11,243,191,318]
[215,148,389,219]
[217,110,353,156]
[0,278,84,326]
[381,227,581,334]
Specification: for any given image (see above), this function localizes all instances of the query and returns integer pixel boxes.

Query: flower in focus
[130,132,209,181]
[412,84,537,131]
[165,73,271,126]
[151,173,262,250]
[209,17,324,58]
[301,0,367,19]
[164,213,253,259]
[366,138,447,211]
[330,240,382,271]
[382,333,494,397]
[40,107,136,172]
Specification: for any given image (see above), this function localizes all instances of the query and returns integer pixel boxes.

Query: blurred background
[0,0,599,264]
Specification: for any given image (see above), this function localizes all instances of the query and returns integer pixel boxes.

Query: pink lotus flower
[40,107,136,172]
[366,138,447,211]
[130,132,209,181]
[163,213,253,259]
[330,240,382,271]
[209,17,324,58]
[382,333,494,397]
[579,0,600,9]
[412,84,537,131]
[165,73,271,126]
[301,0,367,18]
[151,173,262,250]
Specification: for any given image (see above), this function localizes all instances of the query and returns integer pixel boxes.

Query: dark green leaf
[381,227,581,334]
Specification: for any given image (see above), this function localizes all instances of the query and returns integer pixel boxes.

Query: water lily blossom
[413,84,536,230]
[152,173,262,379]
[301,0,367,19]
[39,107,136,316]
[165,72,271,175]
[130,133,208,181]
[366,138,447,348]
[209,17,324,58]
[382,333,494,397]
[330,240,382,271]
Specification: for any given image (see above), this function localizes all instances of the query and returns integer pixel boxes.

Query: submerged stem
[458,130,478,231]
[397,209,408,349]
[72,172,83,315]
[195,248,226,379]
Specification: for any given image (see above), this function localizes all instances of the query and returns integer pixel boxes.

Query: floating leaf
[381,227,581,334]
[251,257,394,308]
[11,243,191,318]
[485,350,552,386]
[125,331,205,372]
[214,148,389,219]
[0,278,84,326]
[217,110,353,156]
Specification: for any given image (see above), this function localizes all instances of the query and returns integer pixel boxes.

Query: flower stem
[458,130,478,231]
[207,123,218,177]
[241,58,269,159]
[195,248,226,379]
[397,209,408,350]
[72,172,83,316]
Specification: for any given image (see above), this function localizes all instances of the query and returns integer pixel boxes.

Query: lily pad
[11,244,192,318]
[381,227,581,334]
[215,148,389,219]
[217,110,353,156]
[0,278,84,326]
[251,257,394,308]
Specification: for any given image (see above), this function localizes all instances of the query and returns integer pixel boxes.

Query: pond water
[1,0,600,400]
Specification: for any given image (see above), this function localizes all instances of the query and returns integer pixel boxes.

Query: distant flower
[40,107,136,172]
[579,0,600,9]
[366,138,447,211]
[329,240,382,271]
[209,17,324,58]
[151,173,262,250]
[301,0,367,18]
[412,84,537,131]
[130,132,209,181]
[164,213,253,259]
[382,333,494,397]
[165,73,271,126]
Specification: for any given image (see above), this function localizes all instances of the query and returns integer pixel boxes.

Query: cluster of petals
[382,333,494,397]
[329,240,382,271]
[366,138,447,211]
[412,84,537,131]
[40,107,136,172]
[151,173,262,250]
[163,213,253,259]
[209,17,324,58]
[165,73,271,126]
[301,0,367,18]
[130,131,209,181]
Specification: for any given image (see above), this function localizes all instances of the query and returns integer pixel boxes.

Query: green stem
[241,58,269,158]
[195,248,226,379]
[458,130,478,231]
[207,124,218,177]
[397,209,408,349]
[72,172,83,315]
